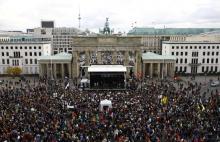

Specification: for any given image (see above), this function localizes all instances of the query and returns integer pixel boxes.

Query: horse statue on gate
[99,18,114,35]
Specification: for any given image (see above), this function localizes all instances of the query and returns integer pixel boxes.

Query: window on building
[194,46,197,49]
[175,67,178,72]
[54,51,58,55]
[39,46,41,49]
[212,52,214,56]
[29,46,32,49]
[203,46,206,49]
[181,52,183,56]
[25,46,27,49]
[10,46,13,49]
[39,52,41,56]
[176,59,178,63]
[1,46,3,49]
[20,46,22,49]
[6,46,8,49]
[25,59,28,64]
[185,52,188,56]
[6,52,9,56]
[216,58,218,63]
[34,46,36,49]
[216,52,219,56]
[34,52,37,56]
[208,46,210,49]
[172,52,174,55]
[180,59,183,63]
[203,52,205,56]
[211,66,213,72]
[212,46,215,49]
[202,66,204,72]
[180,66,182,72]
[15,46,18,49]
[207,52,210,56]
[206,66,209,72]
[2,59,5,64]
[181,46,183,49]
[7,59,9,64]
[185,46,188,49]
[211,58,214,63]
[215,66,218,72]
[202,58,205,63]
[199,46,201,49]
[30,59,32,64]
[190,46,192,49]
[176,52,179,56]
[217,46,219,49]
[207,59,209,63]
[35,59,37,64]
[25,52,27,56]
[2,52,4,56]
[30,52,32,56]
[185,59,187,63]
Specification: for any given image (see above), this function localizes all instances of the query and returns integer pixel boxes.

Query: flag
[161,96,168,105]
[65,82,69,90]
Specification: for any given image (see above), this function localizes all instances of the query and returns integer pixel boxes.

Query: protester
[0,76,219,142]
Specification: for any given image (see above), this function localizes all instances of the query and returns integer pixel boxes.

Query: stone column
[61,63,64,79]
[85,51,90,65]
[54,63,57,79]
[112,51,117,64]
[165,63,168,77]
[135,51,142,76]
[46,63,49,78]
[143,63,146,78]
[168,63,171,77]
[150,63,153,77]
[157,63,160,77]
[124,51,129,66]
[171,63,175,77]
[39,64,42,77]
[72,51,79,79]
[68,63,71,78]
[97,51,102,64]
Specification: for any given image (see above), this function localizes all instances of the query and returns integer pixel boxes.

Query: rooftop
[128,27,220,35]
[142,52,176,60]
[38,52,72,61]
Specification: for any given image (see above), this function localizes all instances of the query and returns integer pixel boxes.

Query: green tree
[6,66,22,76]
[6,67,13,75]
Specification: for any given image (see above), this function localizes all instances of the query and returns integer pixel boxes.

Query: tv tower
[78,6,81,29]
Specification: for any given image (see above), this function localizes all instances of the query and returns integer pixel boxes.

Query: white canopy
[100,99,112,111]
[88,65,127,72]
[81,78,89,83]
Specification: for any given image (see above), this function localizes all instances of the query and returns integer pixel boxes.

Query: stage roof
[88,65,127,72]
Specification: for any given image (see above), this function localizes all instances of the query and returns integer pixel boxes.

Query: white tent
[81,78,89,83]
[100,99,112,111]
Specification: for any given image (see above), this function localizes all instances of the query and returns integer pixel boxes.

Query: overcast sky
[0,0,220,33]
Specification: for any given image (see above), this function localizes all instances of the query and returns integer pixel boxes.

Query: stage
[88,65,127,90]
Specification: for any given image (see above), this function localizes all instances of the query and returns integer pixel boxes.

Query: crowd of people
[0,77,219,142]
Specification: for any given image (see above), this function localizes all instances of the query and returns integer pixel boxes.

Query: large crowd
[0,77,219,142]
